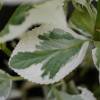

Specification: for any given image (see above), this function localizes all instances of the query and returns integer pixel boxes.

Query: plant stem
[43,86,49,100]
[66,80,79,94]
[0,43,11,56]
[8,76,24,81]
[52,87,62,100]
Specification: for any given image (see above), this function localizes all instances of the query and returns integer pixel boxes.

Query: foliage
[0,0,100,100]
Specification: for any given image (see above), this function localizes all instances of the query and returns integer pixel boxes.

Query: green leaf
[10,50,58,69]
[10,29,84,79]
[94,0,100,41]
[69,8,95,37]
[0,4,33,37]
[0,70,12,99]
[72,0,96,18]
[95,0,100,30]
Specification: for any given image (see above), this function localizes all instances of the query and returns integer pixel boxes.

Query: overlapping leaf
[69,0,96,36]
[0,0,87,43]
[0,4,33,36]
[69,7,95,37]
[0,0,71,43]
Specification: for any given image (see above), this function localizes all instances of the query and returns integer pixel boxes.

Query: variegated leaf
[9,24,89,84]
[0,0,67,43]
[0,0,87,43]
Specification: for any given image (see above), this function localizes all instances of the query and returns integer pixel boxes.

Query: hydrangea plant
[0,0,99,99]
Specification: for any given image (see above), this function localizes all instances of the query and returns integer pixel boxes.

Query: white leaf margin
[9,24,89,84]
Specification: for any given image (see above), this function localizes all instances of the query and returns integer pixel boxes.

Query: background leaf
[0,0,68,43]
[0,4,33,37]
[0,70,12,99]
[94,0,100,41]
[69,8,95,37]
